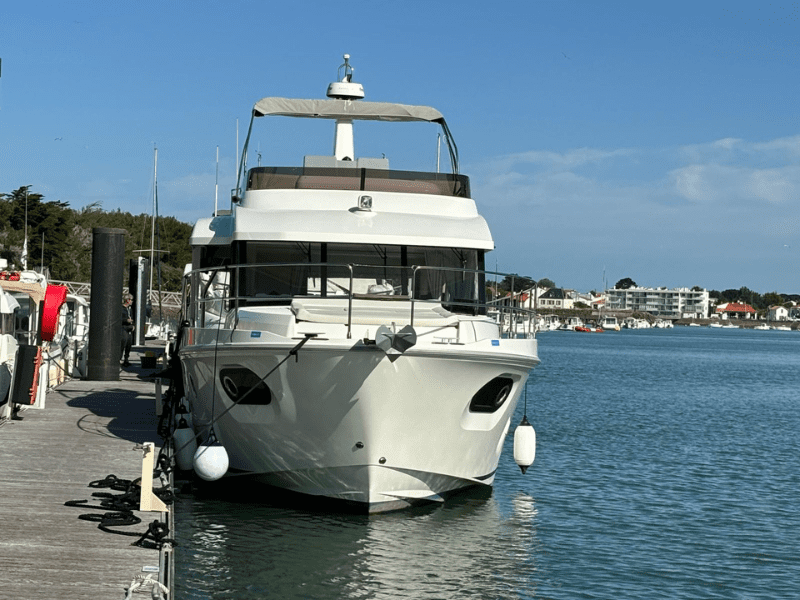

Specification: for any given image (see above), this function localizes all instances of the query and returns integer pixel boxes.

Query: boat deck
[0,344,171,599]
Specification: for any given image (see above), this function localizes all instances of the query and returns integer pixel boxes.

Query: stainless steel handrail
[185,262,538,339]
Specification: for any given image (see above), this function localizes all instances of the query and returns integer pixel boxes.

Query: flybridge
[235,55,460,200]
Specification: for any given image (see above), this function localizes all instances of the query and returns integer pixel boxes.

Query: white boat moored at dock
[176,56,540,512]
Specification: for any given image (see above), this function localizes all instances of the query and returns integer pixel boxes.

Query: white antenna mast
[22,187,28,270]
[326,54,364,161]
[235,118,239,193]
[214,145,219,216]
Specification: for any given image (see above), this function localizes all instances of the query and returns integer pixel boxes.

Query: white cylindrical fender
[513,415,536,474]
[193,438,229,481]
[173,418,198,471]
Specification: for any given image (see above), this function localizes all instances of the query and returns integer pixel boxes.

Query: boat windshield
[247,167,470,198]
[233,241,484,312]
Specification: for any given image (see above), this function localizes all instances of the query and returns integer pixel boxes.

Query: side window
[13,296,32,344]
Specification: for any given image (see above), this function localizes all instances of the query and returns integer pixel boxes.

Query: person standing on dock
[121,294,134,366]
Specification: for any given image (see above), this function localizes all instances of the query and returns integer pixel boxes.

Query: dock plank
[0,362,167,600]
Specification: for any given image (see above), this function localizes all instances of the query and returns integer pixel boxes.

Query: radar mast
[326,54,363,160]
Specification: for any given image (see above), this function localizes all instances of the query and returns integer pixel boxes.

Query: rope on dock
[64,474,175,549]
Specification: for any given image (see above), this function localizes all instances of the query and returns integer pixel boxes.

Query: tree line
[0,186,193,292]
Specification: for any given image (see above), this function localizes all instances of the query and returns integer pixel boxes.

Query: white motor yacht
[177,57,540,512]
[600,315,620,331]
[623,317,638,329]
[557,316,583,331]
[543,315,561,331]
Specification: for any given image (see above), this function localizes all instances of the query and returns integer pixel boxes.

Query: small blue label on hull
[491,340,500,346]
[250,331,261,338]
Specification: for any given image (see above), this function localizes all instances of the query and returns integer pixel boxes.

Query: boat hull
[179,335,537,512]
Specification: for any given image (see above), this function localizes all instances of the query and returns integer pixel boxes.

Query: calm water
[175,327,800,599]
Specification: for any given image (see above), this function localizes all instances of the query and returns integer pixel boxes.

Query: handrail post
[347,265,353,339]
[410,266,419,327]
[233,265,239,325]
[511,275,516,335]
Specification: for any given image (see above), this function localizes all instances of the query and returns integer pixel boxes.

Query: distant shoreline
[536,308,798,330]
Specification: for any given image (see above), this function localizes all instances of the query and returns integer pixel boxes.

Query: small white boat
[558,316,584,331]
[600,316,620,331]
[541,314,561,331]
[754,323,771,330]
[623,317,651,329]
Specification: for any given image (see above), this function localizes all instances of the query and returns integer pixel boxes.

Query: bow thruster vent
[219,366,273,405]
[469,377,513,413]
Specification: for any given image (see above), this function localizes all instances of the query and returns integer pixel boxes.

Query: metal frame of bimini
[232,97,460,201]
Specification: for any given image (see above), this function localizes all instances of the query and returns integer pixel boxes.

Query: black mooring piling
[87,227,126,381]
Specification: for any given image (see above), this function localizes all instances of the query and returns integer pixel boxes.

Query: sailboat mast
[149,146,157,295]
[23,188,28,270]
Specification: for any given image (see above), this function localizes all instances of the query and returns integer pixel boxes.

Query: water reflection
[176,483,541,599]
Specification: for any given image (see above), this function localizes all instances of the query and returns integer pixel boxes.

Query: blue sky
[1,1,798,293]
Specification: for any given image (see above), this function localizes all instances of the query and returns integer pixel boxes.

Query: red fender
[40,285,68,342]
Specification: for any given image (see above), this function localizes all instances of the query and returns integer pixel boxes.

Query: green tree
[0,187,73,273]
[0,186,194,291]
[763,292,784,307]
[497,275,535,293]
[615,277,637,289]
[738,286,762,309]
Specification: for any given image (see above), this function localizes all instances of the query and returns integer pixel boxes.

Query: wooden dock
[0,348,172,600]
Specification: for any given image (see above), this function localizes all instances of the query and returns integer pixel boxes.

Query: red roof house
[716,302,757,319]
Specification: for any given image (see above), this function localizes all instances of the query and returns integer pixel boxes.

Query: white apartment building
[605,287,709,319]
